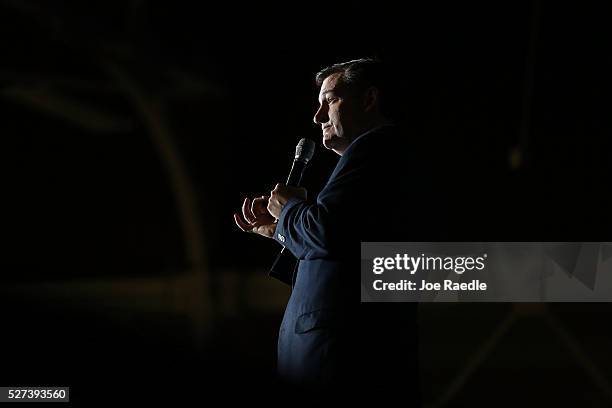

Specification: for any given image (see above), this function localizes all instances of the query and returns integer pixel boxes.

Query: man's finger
[242,197,256,224]
[273,182,284,192]
[267,198,281,219]
[252,196,269,216]
[234,213,253,232]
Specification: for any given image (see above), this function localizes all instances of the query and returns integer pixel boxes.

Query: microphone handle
[269,160,307,285]
[286,159,307,187]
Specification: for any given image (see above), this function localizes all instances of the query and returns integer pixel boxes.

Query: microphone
[286,138,316,186]
[269,138,316,286]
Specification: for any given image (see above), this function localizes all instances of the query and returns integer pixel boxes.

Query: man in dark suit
[235,59,432,403]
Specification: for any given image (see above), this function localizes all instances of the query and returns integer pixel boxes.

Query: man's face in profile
[313,73,364,154]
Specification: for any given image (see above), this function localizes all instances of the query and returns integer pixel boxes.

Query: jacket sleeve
[273,150,372,260]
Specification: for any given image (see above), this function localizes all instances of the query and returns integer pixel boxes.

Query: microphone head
[294,138,316,163]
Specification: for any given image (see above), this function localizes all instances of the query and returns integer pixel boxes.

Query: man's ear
[363,86,380,113]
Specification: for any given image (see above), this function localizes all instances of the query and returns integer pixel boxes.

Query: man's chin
[323,135,350,155]
[322,133,336,150]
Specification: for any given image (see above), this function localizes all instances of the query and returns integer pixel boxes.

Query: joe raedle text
[373,279,487,291]
[371,253,489,293]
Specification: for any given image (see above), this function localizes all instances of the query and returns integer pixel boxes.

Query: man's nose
[313,105,328,125]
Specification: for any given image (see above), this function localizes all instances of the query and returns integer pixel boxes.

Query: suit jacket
[273,124,436,401]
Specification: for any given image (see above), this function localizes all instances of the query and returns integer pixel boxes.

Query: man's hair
[315,58,401,121]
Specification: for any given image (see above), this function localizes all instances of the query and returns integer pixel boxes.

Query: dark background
[1,1,611,405]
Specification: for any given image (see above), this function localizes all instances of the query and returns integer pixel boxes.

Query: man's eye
[327,98,338,104]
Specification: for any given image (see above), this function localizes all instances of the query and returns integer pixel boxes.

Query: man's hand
[267,183,307,219]
[234,196,277,238]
